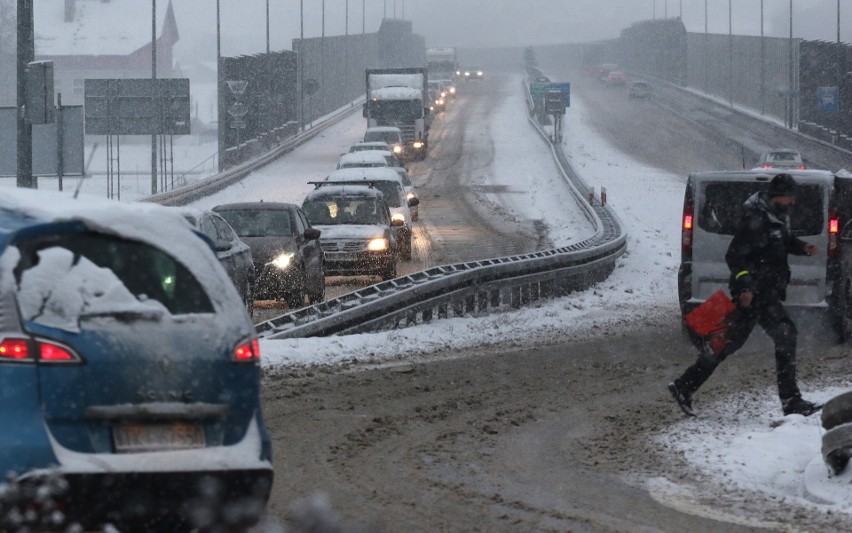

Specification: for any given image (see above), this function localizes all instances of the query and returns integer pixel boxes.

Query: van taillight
[234,339,260,362]
[682,203,694,257]
[0,338,32,361]
[828,209,841,257]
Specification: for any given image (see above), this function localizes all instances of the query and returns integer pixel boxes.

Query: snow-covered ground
[254,77,852,516]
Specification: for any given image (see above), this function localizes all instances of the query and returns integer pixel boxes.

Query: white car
[324,167,419,260]
[364,126,404,157]
[337,151,419,220]
[755,149,807,170]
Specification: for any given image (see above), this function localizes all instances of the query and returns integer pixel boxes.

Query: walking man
[669,174,821,417]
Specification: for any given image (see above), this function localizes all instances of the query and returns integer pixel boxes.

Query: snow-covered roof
[338,151,389,166]
[35,0,178,57]
[371,87,423,101]
[368,74,424,90]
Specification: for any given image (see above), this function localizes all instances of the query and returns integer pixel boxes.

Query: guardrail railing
[255,72,628,339]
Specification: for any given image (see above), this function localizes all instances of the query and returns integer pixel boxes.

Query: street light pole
[266,0,270,53]
[704,0,708,91]
[728,0,733,107]
[16,0,34,189]
[151,0,157,194]
[363,0,366,33]
[760,0,765,114]
[788,0,794,128]
[346,0,349,35]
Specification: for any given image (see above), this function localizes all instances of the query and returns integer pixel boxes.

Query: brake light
[0,338,31,361]
[39,341,80,363]
[234,339,260,362]
[829,209,841,257]
[682,202,694,258]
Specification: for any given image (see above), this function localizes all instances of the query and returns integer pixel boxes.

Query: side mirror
[407,197,420,207]
[214,239,231,252]
[304,228,322,240]
[390,219,404,227]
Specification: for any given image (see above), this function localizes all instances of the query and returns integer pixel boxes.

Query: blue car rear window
[14,232,213,315]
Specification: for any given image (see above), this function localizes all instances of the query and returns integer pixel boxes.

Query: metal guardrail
[255,74,628,339]
[141,101,363,207]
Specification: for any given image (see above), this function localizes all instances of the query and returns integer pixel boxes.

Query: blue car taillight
[0,337,33,362]
[0,336,82,364]
[233,338,260,363]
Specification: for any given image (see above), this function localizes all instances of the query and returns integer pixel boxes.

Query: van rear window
[699,183,824,236]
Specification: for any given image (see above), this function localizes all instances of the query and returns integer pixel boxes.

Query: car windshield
[303,198,386,225]
[13,232,213,319]
[370,181,402,207]
[216,209,294,237]
[770,152,799,161]
[699,182,824,236]
[365,130,402,144]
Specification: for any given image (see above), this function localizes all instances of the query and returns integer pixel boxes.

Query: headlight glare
[413,141,423,149]
[269,252,295,269]
[393,145,402,154]
[391,213,406,223]
[406,192,415,200]
[367,238,388,251]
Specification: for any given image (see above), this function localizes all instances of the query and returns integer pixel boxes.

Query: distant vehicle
[435,77,457,98]
[302,183,402,280]
[755,149,807,170]
[364,126,404,157]
[0,189,272,531]
[628,80,652,98]
[605,71,628,86]
[596,63,621,80]
[213,202,325,309]
[349,140,392,154]
[364,67,429,161]
[678,169,852,343]
[336,151,419,220]
[324,167,419,260]
[463,67,484,80]
[426,47,459,86]
[181,208,256,316]
[428,87,446,114]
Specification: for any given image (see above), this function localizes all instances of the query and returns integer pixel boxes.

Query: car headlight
[464,71,470,76]
[391,213,406,224]
[449,87,456,94]
[440,91,446,98]
[269,252,295,270]
[413,141,424,149]
[406,192,415,201]
[367,238,388,251]
[393,145,402,154]
[437,99,445,105]
[477,71,483,76]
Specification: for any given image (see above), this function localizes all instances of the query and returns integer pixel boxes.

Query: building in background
[34,0,180,105]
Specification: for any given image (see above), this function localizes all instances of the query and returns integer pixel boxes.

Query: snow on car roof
[327,167,402,183]
[338,152,389,165]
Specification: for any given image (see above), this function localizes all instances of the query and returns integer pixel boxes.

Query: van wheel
[831,280,852,343]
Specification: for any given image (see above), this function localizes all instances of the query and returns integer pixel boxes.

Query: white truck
[364,67,429,161]
[426,47,459,97]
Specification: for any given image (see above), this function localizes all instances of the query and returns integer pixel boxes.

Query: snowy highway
[256,68,852,531]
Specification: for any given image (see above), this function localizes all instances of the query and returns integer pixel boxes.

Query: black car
[213,202,325,309]
[182,208,256,316]
[302,184,402,280]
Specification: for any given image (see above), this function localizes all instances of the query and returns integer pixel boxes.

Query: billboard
[0,106,84,177]
[85,78,191,135]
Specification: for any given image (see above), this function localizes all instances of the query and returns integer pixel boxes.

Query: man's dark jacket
[726,191,809,300]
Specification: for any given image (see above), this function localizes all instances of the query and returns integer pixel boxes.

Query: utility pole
[760,0,765,114]
[346,0,349,35]
[151,0,157,195]
[788,0,794,128]
[728,0,733,107]
[16,0,35,188]
[266,0,270,53]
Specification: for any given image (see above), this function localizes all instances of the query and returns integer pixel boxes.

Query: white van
[679,169,852,342]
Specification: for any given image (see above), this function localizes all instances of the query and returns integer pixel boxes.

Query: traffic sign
[817,87,839,113]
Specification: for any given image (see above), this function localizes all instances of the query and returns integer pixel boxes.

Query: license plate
[327,252,359,262]
[113,422,205,453]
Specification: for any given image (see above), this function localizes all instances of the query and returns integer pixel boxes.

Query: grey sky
[170,1,850,63]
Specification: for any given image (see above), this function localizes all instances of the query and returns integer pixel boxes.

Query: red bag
[685,290,736,357]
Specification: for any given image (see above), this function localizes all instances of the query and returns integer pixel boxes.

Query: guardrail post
[452,300,464,317]
[511,286,521,309]
[490,289,500,308]
[423,307,433,322]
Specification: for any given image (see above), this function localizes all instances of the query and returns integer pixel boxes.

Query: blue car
[0,189,272,531]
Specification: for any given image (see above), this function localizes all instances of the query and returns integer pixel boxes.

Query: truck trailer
[364,67,429,161]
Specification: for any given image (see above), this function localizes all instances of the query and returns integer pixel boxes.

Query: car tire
[309,276,326,304]
[381,261,397,281]
[821,391,852,431]
[830,279,852,343]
